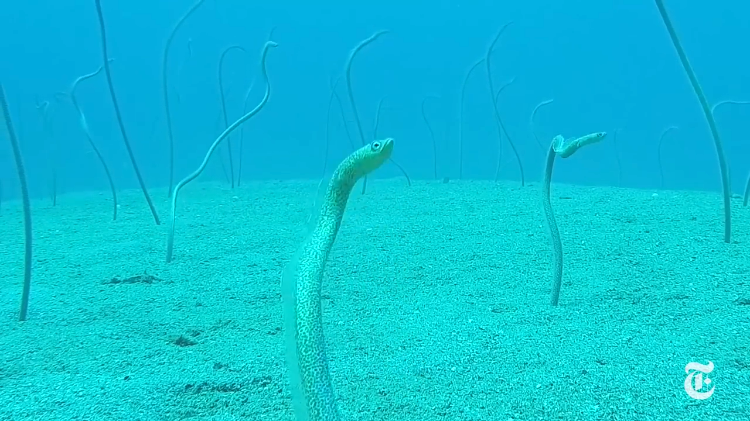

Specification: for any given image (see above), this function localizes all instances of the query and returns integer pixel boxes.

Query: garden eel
[282,138,394,421]
[543,132,606,306]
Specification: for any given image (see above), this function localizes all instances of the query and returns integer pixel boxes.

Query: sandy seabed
[0,179,748,420]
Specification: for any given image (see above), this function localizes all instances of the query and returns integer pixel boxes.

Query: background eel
[543,132,606,306]
[282,138,395,421]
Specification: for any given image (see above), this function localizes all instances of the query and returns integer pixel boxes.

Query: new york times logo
[684,361,715,400]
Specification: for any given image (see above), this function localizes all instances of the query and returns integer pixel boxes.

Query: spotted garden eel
[282,138,394,421]
[543,132,606,306]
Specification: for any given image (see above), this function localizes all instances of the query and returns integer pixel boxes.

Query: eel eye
[371,141,381,151]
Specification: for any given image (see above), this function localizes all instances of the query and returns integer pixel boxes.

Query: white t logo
[684,361,715,400]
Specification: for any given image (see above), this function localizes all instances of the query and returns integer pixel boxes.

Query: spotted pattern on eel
[283,138,394,421]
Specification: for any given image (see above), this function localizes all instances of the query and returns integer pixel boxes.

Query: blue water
[1,0,749,198]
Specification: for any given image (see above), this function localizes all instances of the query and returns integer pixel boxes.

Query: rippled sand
[1,179,747,420]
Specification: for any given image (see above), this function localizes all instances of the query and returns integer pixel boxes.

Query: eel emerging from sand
[543,132,606,306]
[282,138,394,421]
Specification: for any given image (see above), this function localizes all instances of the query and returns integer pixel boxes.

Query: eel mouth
[380,137,395,156]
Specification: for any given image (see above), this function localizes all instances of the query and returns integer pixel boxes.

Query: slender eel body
[283,138,394,421]
[542,143,563,306]
[543,132,606,306]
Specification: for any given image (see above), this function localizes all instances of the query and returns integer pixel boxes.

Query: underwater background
[1,0,749,420]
